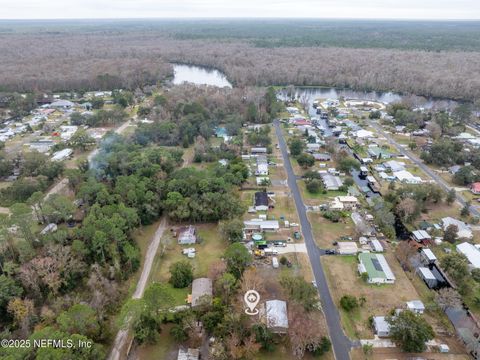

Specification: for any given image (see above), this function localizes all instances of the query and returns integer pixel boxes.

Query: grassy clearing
[309,213,354,248]
[322,251,422,339]
[150,223,227,284]
[298,180,347,204]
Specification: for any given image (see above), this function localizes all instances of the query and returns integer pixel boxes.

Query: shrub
[340,295,358,311]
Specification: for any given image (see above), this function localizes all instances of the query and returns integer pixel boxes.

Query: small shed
[420,248,437,264]
[370,239,384,252]
[406,300,425,314]
[417,267,437,289]
[177,347,200,360]
[373,316,391,337]
[265,300,288,333]
[191,278,213,307]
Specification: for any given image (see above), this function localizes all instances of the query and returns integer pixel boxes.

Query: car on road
[311,280,317,288]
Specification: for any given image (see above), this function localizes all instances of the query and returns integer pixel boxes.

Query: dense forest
[0,20,479,101]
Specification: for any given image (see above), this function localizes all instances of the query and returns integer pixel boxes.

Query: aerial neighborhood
[0,16,480,360]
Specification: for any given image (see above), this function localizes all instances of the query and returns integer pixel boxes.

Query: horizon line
[1,17,480,21]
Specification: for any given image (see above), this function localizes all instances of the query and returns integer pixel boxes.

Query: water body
[277,86,458,110]
[172,64,232,88]
[173,64,457,109]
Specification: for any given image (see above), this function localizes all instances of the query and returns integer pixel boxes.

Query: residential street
[368,120,480,217]
[274,120,352,360]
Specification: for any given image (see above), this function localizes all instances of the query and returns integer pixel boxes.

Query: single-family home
[335,196,359,210]
[456,242,480,269]
[471,182,480,195]
[306,143,320,153]
[256,176,270,186]
[358,253,396,284]
[321,173,343,191]
[354,129,374,139]
[406,300,425,314]
[449,165,461,175]
[337,242,358,255]
[244,219,279,232]
[373,316,391,337]
[49,99,75,109]
[312,153,331,161]
[442,217,473,239]
[254,192,269,211]
[329,198,344,211]
[251,147,267,154]
[393,170,422,184]
[256,155,269,176]
[384,160,406,172]
[412,230,432,243]
[29,139,55,153]
[191,278,213,307]
[51,148,73,162]
[178,226,197,245]
[351,212,374,236]
[59,125,78,141]
[265,300,289,334]
[368,146,392,159]
[370,239,384,252]
[177,347,200,360]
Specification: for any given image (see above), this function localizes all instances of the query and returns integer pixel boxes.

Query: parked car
[325,249,336,255]
[274,241,287,247]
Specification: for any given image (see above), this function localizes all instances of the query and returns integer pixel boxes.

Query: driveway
[275,243,307,254]
[274,120,352,360]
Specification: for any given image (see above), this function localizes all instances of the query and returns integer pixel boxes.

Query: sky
[0,0,479,20]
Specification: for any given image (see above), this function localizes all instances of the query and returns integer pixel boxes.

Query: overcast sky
[1,0,479,20]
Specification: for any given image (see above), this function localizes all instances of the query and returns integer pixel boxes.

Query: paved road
[274,120,351,360]
[369,120,479,217]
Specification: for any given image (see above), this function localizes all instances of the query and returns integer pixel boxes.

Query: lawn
[321,251,422,339]
[309,213,354,248]
[150,223,227,284]
[298,180,347,204]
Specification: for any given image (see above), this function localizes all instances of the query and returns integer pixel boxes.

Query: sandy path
[108,217,167,360]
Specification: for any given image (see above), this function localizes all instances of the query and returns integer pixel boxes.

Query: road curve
[274,120,351,360]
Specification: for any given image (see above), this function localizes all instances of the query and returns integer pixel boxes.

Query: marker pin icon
[244,290,260,315]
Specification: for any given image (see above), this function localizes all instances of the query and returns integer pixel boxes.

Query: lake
[172,64,457,110]
[172,64,232,88]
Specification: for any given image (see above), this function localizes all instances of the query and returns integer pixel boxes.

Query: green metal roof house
[358,253,396,284]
